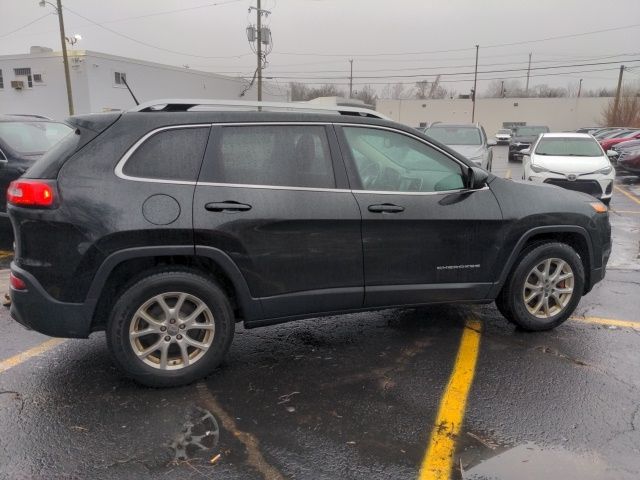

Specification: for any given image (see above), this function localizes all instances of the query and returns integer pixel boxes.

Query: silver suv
[424,122,495,171]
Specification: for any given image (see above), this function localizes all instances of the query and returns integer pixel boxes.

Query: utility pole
[613,65,625,124]
[500,80,504,98]
[349,59,353,98]
[577,78,583,98]
[525,52,532,97]
[40,0,74,115]
[256,0,262,101]
[471,44,479,122]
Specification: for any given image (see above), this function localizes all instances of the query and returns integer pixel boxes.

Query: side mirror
[521,149,531,156]
[607,149,619,158]
[487,139,497,147]
[468,166,489,190]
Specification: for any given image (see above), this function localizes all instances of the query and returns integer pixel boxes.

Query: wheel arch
[86,246,261,332]
[490,225,593,298]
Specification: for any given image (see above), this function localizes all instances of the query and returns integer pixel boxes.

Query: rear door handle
[368,203,405,213]
[205,201,252,212]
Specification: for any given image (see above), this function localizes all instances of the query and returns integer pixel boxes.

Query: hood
[511,135,537,144]
[447,145,485,159]
[531,154,609,174]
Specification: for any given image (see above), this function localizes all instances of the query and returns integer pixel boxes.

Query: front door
[193,123,363,319]
[336,125,503,307]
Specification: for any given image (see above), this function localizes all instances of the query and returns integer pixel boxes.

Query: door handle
[205,201,252,212]
[368,203,405,213]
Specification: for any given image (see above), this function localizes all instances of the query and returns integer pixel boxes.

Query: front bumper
[525,172,614,200]
[9,262,93,338]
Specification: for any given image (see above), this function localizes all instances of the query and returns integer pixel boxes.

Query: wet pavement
[1,146,639,479]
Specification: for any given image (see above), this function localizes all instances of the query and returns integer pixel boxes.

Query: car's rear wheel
[496,242,584,331]
[106,269,234,387]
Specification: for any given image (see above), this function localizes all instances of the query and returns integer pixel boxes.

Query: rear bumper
[9,262,92,338]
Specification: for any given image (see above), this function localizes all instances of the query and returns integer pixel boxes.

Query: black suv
[508,125,550,161]
[8,102,611,386]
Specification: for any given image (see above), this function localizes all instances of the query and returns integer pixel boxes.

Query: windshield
[0,121,73,155]
[515,126,548,136]
[425,126,482,145]
[497,129,511,134]
[535,137,603,157]
[614,130,639,139]
[594,129,621,139]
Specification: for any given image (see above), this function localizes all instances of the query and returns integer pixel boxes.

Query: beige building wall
[376,97,612,135]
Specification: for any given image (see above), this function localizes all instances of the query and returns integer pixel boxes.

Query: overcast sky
[1,0,639,97]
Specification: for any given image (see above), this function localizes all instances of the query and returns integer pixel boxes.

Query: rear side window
[203,125,335,189]
[123,127,209,181]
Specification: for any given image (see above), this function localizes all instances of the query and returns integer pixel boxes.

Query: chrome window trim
[114,124,211,185]
[0,147,7,163]
[114,122,479,196]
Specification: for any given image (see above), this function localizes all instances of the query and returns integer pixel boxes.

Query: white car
[522,133,615,205]
[495,128,512,144]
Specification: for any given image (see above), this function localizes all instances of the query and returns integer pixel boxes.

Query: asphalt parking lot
[1,146,639,480]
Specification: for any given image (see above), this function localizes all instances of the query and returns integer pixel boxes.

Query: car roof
[427,123,480,128]
[540,132,593,138]
[0,114,56,123]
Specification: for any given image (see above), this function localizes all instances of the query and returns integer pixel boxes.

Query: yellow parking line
[418,318,482,480]
[571,316,640,330]
[611,210,640,215]
[614,186,640,205]
[0,339,65,374]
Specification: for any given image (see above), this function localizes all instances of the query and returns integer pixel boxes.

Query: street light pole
[256,0,262,102]
[471,44,479,123]
[577,78,583,98]
[40,0,74,115]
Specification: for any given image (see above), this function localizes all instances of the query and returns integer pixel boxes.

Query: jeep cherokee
[8,100,611,387]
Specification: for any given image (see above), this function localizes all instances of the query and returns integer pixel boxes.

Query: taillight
[9,272,27,291]
[7,180,57,208]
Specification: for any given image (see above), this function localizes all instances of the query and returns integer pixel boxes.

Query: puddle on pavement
[169,407,220,462]
[464,442,612,480]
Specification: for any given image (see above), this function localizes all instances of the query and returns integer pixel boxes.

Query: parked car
[612,140,640,174]
[599,129,640,151]
[592,127,626,139]
[574,127,601,134]
[495,129,512,144]
[508,125,550,161]
[424,122,495,170]
[8,100,611,386]
[0,115,72,214]
[522,133,615,205]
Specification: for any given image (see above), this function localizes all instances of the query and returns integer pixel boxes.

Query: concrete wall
[376,97,612,134]
[0,50,287,120]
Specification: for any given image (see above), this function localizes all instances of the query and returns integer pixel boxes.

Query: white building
[0,47,287,119]
[377,97,613,134]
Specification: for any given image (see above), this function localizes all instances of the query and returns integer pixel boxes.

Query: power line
[263,59,640,81]
[62,5,252,59]
[0,13,52,39]
[264,67,622,86]
[270,23,640,58]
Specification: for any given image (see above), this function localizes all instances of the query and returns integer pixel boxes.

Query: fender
[487,225,594,298]
[84,245,262,321]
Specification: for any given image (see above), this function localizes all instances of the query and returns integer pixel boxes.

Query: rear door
[336,124,504,307]
[193,123,363,319]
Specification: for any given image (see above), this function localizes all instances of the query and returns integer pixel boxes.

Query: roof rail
[130,99,390,120]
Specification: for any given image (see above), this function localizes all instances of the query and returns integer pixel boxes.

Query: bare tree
[289,82,309,101]
[414,80,429,99]
[304,84,346,100]
[379,82,409,100]
[483,79,504,98]
[354,85,377,106]
[602,85,640,127]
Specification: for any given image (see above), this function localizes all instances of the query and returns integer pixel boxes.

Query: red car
[600,129,640,151]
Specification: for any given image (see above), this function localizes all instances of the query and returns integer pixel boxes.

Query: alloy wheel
[522,258,575,319]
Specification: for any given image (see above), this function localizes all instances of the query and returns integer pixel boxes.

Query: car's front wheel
[496,242,584,331]
[107,269,235,387]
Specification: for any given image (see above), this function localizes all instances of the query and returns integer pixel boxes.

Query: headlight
[530,163,549,173]
[594,165,613,175]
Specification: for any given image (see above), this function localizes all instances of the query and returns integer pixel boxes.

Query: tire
[508,153,515,162]
[106,269,235,387]
[495,242,585,331]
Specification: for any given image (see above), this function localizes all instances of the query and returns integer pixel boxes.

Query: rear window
[425,126,482,146]
[123,127,210,182]
[515,126,549,136]
[202,125,335,189]
[0,121,72,155]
